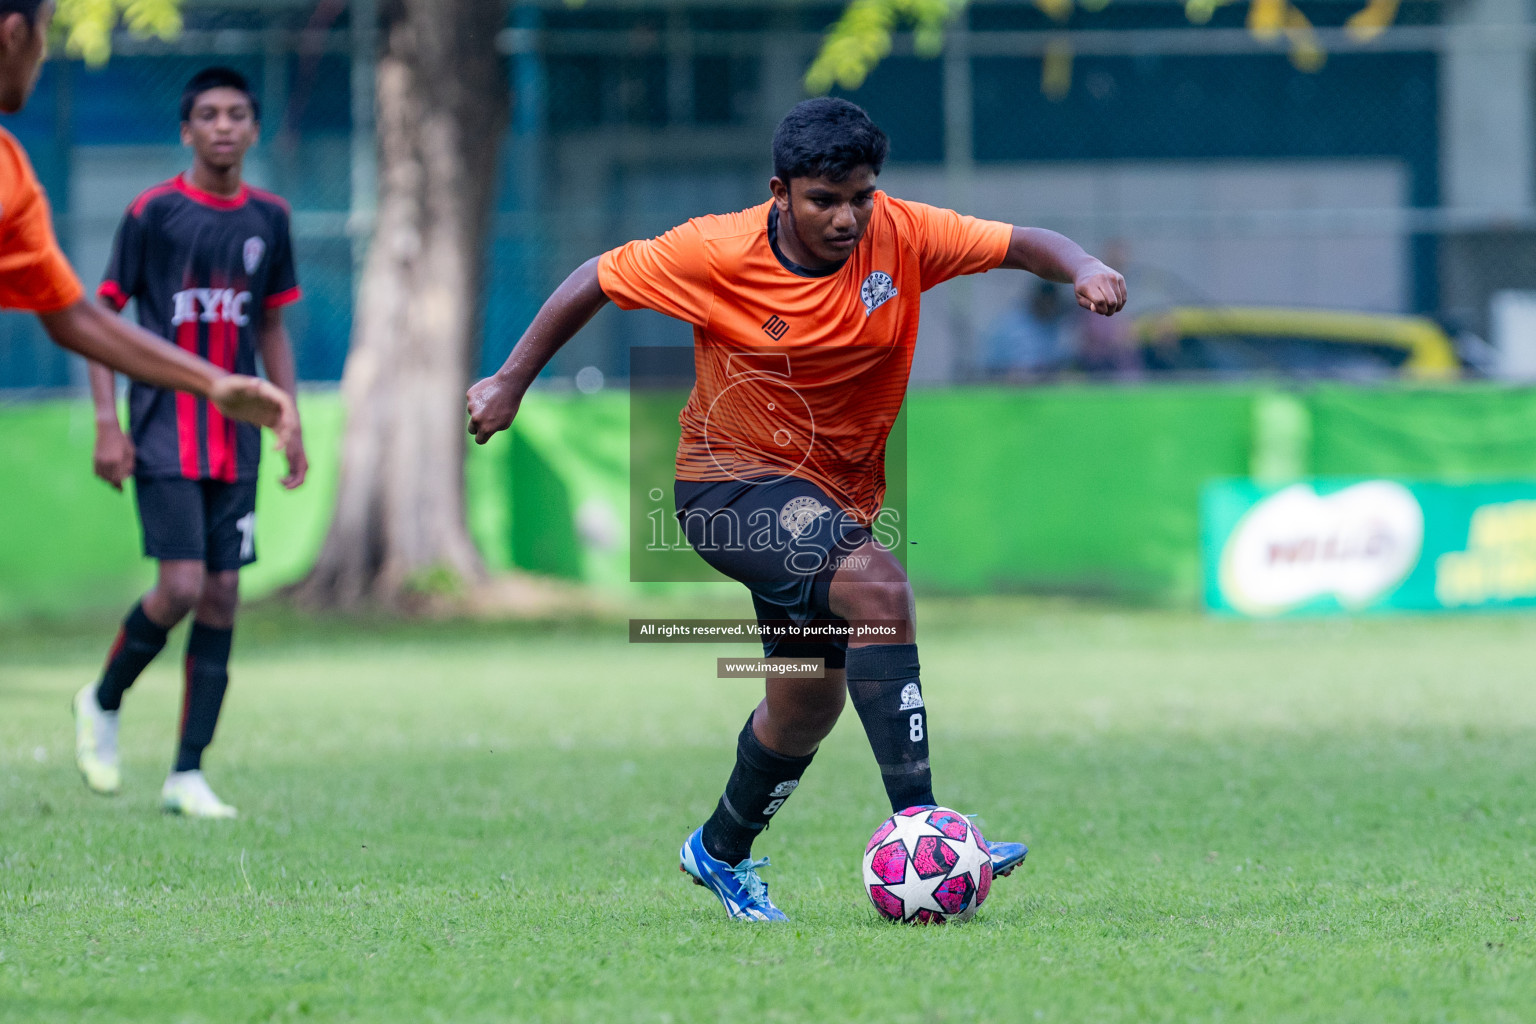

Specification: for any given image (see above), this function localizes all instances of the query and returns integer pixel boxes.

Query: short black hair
[0,0,45,23]
[772,98,889,185]
[180,66,260,123]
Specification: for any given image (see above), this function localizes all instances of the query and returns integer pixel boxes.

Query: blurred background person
[983,280,1071,383]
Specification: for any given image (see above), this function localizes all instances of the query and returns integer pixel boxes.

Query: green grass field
[3,596,1534,1022]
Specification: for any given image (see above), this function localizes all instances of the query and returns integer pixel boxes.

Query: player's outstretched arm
[1001,227,1127,316]
[258,307,307,490]
[467,256,610,445]
[39,297,300,452]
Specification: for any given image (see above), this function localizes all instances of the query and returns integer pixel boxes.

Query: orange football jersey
[600,191,1011,521]
[0,127,84,314]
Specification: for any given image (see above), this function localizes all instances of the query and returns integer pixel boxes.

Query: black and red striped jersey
[100,175,300,482]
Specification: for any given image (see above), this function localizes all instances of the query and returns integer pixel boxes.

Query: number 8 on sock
[909,713,924,742]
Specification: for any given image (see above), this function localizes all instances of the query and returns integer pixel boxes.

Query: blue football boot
[988,840,1028,877]
[942,808,1028,878]
[679,827,789,922]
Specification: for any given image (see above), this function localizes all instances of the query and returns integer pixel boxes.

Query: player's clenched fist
[92,425,136,491]
[466,375,524,445]
[1074,262,1127,317]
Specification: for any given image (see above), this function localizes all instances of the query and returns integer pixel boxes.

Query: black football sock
[174,622,234,773]
[846,643,937,813]
[700,715,816,866]
[95,601,170,712]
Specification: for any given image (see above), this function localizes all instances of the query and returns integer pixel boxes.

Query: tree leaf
[53,0,184,67]
[809,0,1398,94]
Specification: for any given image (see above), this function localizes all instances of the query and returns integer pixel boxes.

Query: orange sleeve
[887,196,1013,292]
[0,132,84,314]
[597,219,713,326]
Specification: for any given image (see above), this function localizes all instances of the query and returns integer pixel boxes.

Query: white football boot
[72,683,121,795]
[161,770,238,819]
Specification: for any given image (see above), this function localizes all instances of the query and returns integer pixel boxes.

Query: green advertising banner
[1203,478,1536,617]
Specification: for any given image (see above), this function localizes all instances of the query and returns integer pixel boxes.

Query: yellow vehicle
[1133,307,1461,381]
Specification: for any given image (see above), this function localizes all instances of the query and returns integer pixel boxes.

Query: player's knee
[155,568,206,617]
[839,580,913,627]
[196,573,240,624]
[811,697,846,739]
[828,542,913,627]
[791,682,845,737]
[770,707,841,753]
[761,676,846,752]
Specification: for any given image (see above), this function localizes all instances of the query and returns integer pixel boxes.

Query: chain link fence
[3,0,1535,392]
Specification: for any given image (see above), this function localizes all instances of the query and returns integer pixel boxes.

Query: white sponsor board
[1217,482,1424,617]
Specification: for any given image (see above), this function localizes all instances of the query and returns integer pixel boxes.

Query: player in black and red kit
[0,2,298,439]
[73,67,307,818]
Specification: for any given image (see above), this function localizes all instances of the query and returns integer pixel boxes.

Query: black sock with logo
[846,643,937,813]
[174,622,233,773]
[95,601,170,712]
[700,715,816,866]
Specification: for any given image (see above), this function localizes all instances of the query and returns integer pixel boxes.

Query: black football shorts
[674,475,874,670]
[134,476,258,571]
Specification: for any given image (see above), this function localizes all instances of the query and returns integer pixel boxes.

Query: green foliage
[4,598,1536,1021]
[806,0,965,93]
[808,0,1403,94]
[53,0,183,68]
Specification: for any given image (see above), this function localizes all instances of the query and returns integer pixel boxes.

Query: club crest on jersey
[780,495,829,538]
[243,237,265,274]
[898,682,925,710]
[860,271,897,316]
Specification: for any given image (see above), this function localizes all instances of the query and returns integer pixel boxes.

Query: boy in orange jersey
[0,0,295,442]
[468,98,1126,922]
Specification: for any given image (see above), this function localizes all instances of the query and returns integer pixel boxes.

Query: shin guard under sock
[96,601,170,712]
[846,643,937,812]
[175,622,233,773]
[701,715,816,865]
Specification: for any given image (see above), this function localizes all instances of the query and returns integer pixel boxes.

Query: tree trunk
[297,0,509,609]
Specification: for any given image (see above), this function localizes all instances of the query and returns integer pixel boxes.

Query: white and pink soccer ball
[862,805,992,924]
